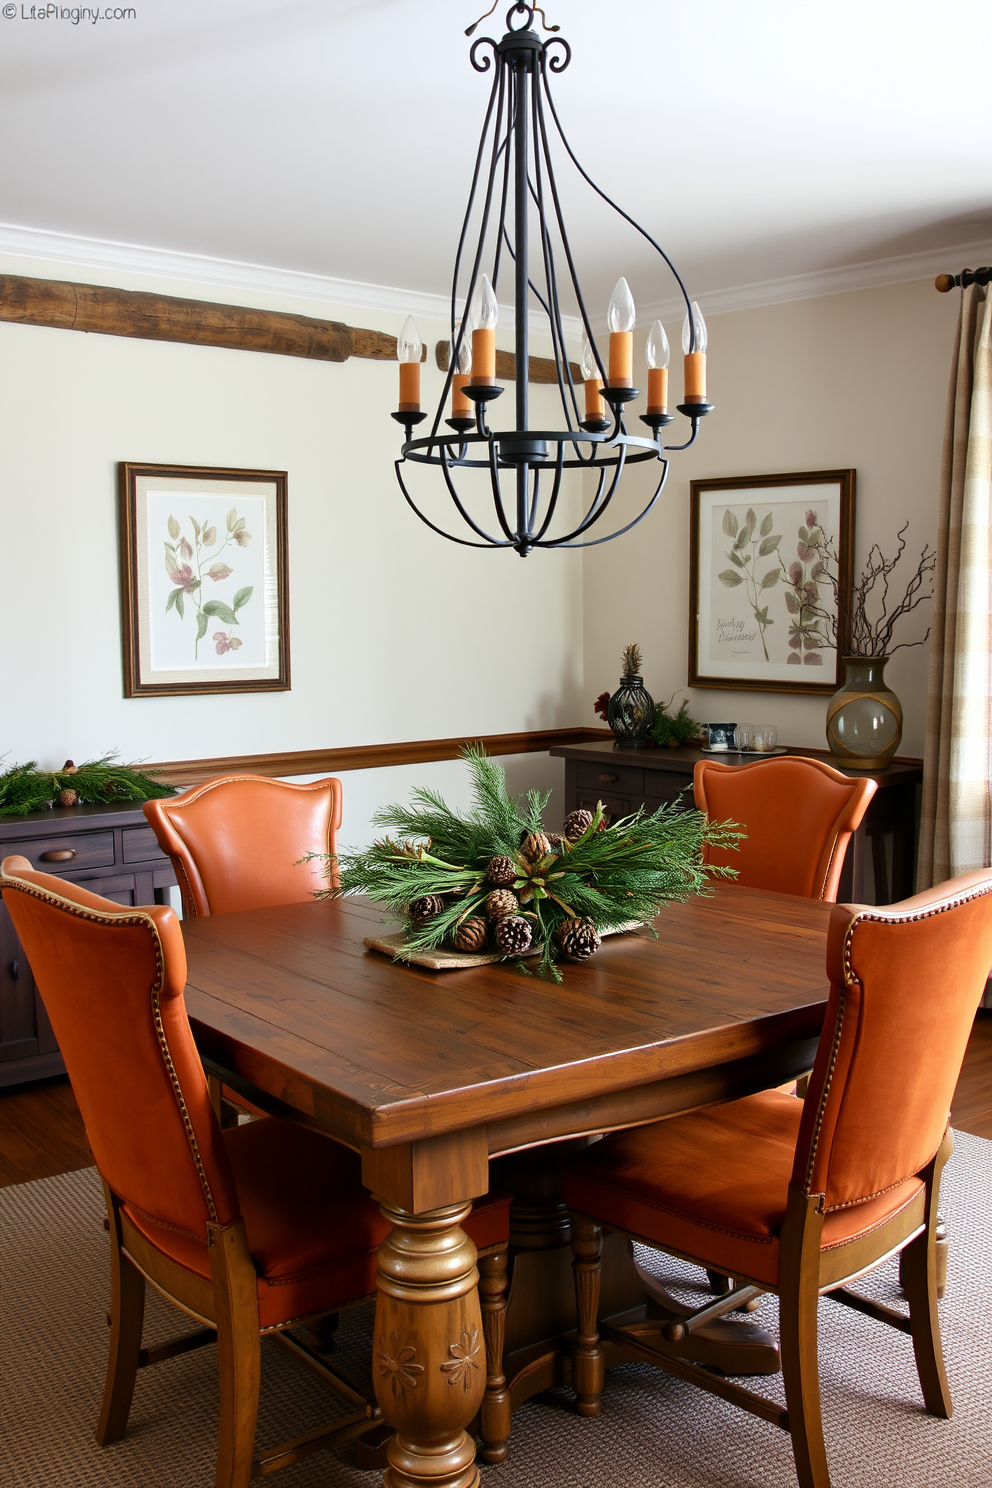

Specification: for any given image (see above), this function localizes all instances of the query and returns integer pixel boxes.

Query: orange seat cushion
[562,1091,922,1287]
[123,1118,510,1329]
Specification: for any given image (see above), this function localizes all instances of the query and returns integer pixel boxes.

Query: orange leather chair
[144,773,343,919]
[0,857,511,1486]
[693,755,876,903]
[561,870,992,1488]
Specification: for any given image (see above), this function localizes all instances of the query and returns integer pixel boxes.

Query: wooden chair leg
[209,1221,261,1488]
[478,1247,511,1464]
[779,1280,830,1488]
[571,1215,604,1417]
[900,1226,952,1417]
[96,1195,146,1446]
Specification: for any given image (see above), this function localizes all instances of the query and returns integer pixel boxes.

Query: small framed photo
[119,463,290,697]
[689,469,855,695]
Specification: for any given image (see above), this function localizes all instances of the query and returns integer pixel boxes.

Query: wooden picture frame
[689,469,855,695]
[119,462,290,698]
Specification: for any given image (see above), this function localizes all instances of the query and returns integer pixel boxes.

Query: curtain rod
[935,267,991,292]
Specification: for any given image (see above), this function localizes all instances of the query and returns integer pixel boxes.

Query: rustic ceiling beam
[0,274,562,382]
[435,339,580,386]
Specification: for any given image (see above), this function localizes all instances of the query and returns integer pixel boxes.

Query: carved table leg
[477,1249,510,1463]
[374,1199,485,1488]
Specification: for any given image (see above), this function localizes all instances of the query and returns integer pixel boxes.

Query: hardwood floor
[2,1011,990,1188]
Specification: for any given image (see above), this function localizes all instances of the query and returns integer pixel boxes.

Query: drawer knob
[598,773,619,783]
[40,848,76,863]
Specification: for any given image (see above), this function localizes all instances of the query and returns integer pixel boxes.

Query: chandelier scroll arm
[662,419,703,453]
[538,52,696,343]
[394,460,513,548]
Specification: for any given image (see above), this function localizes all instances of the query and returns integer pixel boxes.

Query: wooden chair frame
[568,1129,953,1488]
[101,1179,510,1483]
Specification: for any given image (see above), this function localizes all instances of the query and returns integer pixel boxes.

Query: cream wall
[1,262,957,855]
[582,278,955,758]
[0,257,582,848]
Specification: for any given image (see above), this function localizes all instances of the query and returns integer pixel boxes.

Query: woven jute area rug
[2,1133,990,1488]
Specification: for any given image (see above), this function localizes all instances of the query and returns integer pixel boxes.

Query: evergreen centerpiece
[316,747,741,981]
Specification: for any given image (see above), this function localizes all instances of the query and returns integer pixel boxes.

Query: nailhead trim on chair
[0,869,221,1225]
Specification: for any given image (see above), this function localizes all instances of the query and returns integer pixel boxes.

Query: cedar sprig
[0,754,174,817]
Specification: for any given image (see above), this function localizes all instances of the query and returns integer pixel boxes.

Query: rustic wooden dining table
[181,883,834,1488]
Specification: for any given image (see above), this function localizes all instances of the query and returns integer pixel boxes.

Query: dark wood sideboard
[0,803,177,1087]
[551,740,923,907]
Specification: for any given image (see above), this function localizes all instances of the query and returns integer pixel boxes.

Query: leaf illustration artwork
[780,509,833,666]
[721,507,782,661]
[163,507,254,661]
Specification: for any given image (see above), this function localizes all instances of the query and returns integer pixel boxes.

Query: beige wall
[0,262,957,855]
[582,278,955,758]
[0,257,582,847]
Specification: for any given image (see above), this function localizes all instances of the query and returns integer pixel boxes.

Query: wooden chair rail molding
[148,726,612,790]
[0,274,563,382]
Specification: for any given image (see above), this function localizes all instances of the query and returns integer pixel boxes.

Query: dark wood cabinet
[552,740,924,906]
[0,802,177,1087]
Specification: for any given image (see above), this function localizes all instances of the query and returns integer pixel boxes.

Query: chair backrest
[693,755,876,902]
[0,857,239,1240]
[144,773,342,918]
[793,869,992,1210]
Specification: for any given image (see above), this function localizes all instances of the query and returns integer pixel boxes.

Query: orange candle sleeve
[608,330,633,387]
[471,327,496,384]
[584,377,605,421]
[398,361,420,412]
[647,367,669,413]
[452,373,471,418]
[683,352,707,402]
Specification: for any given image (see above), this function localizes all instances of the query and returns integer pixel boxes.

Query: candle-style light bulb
[681,301,708,404]
[607,277,636,387]
[646,320,670,370]
[471,274,499,385]
[607,278,636,334]
[397,314,422,412]
[450,320,473,419]
[645,319,670,415]
[581,336,605,423]
[681,301,707,355]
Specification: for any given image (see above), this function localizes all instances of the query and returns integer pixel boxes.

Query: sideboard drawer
[574,760,645,797]
[0,830,115,875]
[121,825,167,864]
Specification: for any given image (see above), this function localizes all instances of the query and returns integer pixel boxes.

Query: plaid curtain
[918,284,992,889]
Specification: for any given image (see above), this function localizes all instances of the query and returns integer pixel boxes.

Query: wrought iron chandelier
[391,2,714,556]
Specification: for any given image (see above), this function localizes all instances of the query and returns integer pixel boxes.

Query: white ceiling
[1,0,990,323]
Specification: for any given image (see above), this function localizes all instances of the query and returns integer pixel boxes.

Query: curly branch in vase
[163,506,253,660]
[790,519,936,658]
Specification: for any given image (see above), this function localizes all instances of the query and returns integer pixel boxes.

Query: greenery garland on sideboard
[0,755,174,817]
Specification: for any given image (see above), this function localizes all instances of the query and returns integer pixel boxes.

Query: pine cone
[562,808,594,841]
[486,888,518,922]
[519,831,551,863]
[495,915,533,955]
[546,832,565,855]
[58,788,79,807]
[557,917,602,962]
[451,917,488,953]
[486,854,518,887]
[409,894,445,925]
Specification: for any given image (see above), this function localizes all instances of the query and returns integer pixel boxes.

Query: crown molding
[0,221,582,341]
[2,221,988,342]
[632,238,992,328]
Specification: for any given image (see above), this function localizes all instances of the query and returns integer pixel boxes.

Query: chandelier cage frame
[392,2,714,555]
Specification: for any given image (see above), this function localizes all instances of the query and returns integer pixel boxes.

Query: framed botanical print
[119,463,290,697]
[689,469,855,694]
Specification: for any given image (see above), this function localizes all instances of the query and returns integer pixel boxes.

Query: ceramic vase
[826,656,902,770]
[607,673,655,749]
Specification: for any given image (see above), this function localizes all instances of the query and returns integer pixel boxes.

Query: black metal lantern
[392,3,714,557]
